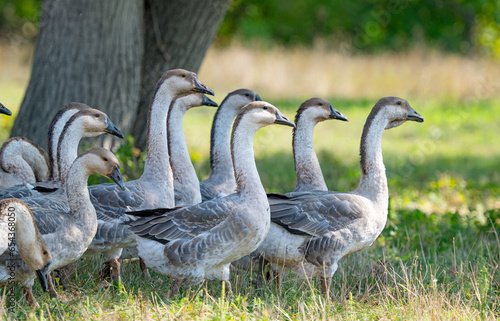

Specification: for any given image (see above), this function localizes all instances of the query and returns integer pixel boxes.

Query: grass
[0,40,499,319]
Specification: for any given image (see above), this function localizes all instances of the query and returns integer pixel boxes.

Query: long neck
[231,122,265,198]
[57,123,86,185]
[168,104,201,203]
[141,92,174,194]
[48,110,79,183]
[356,112,388,207]
[64,160,97,235]
[293,116,327,191]
[14,204,38,251]
[209,106,238,183]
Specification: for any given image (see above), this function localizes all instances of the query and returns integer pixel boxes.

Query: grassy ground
[0,41,499,320]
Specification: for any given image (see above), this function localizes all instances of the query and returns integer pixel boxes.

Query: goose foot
[22,285,39,308]
[168,276,183,299]
[139,257,151,280]
[47,273,59,299]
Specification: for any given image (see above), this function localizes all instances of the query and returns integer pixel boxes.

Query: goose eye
[94,113,100,117]
[319,103,323,106]
[103,157,108,162]
[397,101,401,105]
[245,93,250,97]
[263,106,268,110]
[181,74,186,78]
[43,251,47,255]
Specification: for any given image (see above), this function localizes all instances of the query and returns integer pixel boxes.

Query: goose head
[172,93,218,113]
[70,108,124,139]
[222,89,262,112]
[78,148,125,190]
[374,97,424,129]
[0,199,52,292]
[157,69,214,99]
[238,101,295,129]
[296,97,349,123]
[0,102,12,116]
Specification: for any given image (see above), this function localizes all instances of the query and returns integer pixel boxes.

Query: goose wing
[127,195,234,244]
[89,181,146,221]
[268,192,365,237]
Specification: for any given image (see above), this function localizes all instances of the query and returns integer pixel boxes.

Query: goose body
[293,98,348,192]
[0,138,49,189]
[83,70,214,278]
[0,199,52,306]
[127,102,295,295]
[1,148,124,306]
[170,94,218,206]
[199,89,262,201]
[0,104,122,199]
[254,97,424,293]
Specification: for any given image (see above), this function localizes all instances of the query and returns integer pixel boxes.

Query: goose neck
[48,110,79,183]
[57,123,86,185]
[231,122,265,197]
[293,117,327,191]
[356,111,389,206]
[209,107,238,182]
[142,92,174,189]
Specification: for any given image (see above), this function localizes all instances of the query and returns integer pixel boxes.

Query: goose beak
[108,164,125,190]
[0,103,12,116]
[329,105,348,122]
[274,111,295,128]
[407,107,424,123]
[201,95,218,107]
[255,93,262,101]
[105,118,125,139]
[192,75,214,96]
[36,261,51,292]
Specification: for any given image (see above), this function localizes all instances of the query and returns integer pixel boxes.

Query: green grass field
[0,42,499,319]
[2,96,497,320]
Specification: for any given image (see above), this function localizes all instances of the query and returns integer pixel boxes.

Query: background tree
[10,0,231,150]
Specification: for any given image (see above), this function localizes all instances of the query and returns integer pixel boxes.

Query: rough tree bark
[131,0,231,149]
[12,0,231,151]
[12,0,143,149]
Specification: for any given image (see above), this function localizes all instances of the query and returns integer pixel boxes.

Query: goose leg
[168,276,183,298]
[223,280,232,295]
[22,285,39,308]
[320,275,331,297]
[109,259,121,283]
[55,266,69,290]
[47,273,58,299]
[139,257,151,280]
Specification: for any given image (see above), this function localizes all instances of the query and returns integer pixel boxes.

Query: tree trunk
[12,0,231,151]
[12,0,143,150]
[131,0,231,149]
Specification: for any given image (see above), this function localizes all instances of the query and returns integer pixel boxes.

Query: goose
[83,69,214,281]
[254,97,424,294]
[2,148,124,306]
[170,93,218,206]
[0,138,49,189]
[0,198,52,307]
[0,106,123,199]
[199,89,262,201]
[126,101,295,297]
[0,102,11,116]
[293,98,348,192]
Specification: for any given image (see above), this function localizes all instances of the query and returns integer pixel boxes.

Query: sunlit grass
[0,41,499,320]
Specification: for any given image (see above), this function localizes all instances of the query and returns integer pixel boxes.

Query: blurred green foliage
[2,0,499,57]
[218,0,500,57]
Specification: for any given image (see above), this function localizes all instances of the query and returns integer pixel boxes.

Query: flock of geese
[0,69,423,307]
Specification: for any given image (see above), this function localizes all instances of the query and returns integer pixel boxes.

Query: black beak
[255,93,262,101]
[201,95,218,107]
[192,75,214,96]
[0,102,12,116]
[108,164,125,190]
[274,111,295,128]
[329,104,349,122]
[105,118,125,139]
[36,261,51,292]
[407,107,424,123]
